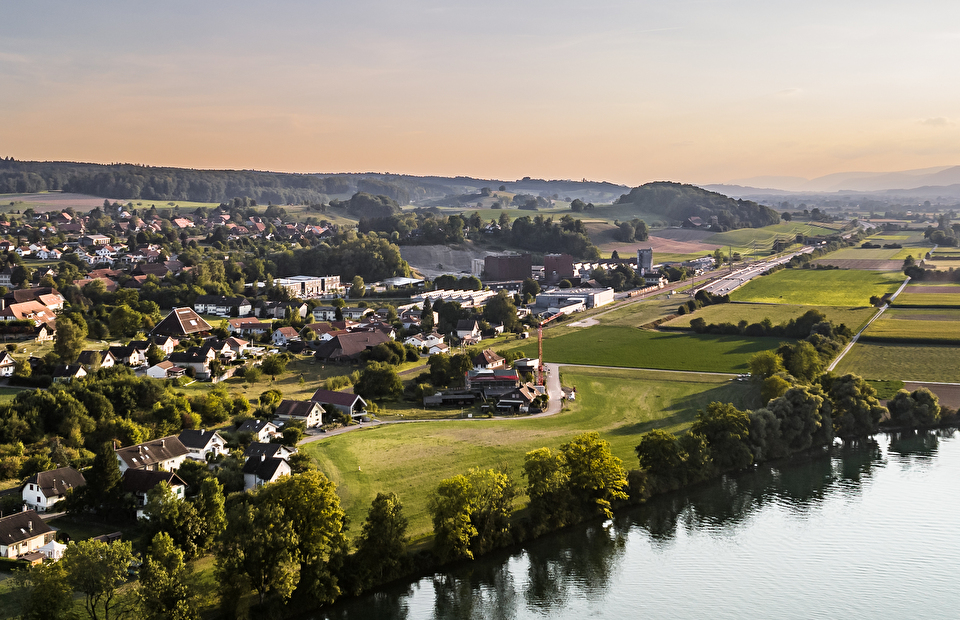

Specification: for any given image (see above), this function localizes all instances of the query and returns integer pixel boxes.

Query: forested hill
[616,182,782,229]
[0,158,628,206]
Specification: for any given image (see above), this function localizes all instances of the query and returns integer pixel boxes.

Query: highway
[696,246,816,296]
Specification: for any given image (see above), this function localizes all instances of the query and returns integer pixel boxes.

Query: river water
[318,430,960,619]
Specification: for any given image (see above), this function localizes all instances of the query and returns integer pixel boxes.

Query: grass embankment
[661,303,877,332]
[704,223,840,254]
[730,269,904,307]
[499,326,780,373]
[833,342,960,383]
[305,367,757,540]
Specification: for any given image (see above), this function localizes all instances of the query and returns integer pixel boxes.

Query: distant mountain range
[708,166,960,198]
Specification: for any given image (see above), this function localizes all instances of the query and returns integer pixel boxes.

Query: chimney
[28,521,33,531]
[160,439,165,448]
[260,453,265,462]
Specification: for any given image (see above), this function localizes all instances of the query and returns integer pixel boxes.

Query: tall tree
[62,539,136,620]
[137,532,199,620]
[13,560,74,620]
[560,432,628,519]
[353,492,408,591]
[54,315,88,363]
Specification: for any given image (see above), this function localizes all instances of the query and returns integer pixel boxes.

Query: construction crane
[536,312,562,385]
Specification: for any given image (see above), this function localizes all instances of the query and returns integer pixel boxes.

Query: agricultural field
[861,308,960,344]
[730,269,904,307]
[506,325,782,373]
[814,231,933,269]
[303,366,758,540]
[892,290,960,308]
[833,342,960,383]
[661,303,877,332]
[704,222,840,253]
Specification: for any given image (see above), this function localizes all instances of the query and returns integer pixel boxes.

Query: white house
[274,400,325,428]
[0,510,55,559]
[456,319,482,342]
[147,361,186,380]
[429,342,450,355]
[121,469,187,519]
[312,306,338,322]
[115,435,189,474]
[271,326,300,346]
[178,429,228,461]
[21,467,87,513]
[194,295,252,317]
[404,332,444,349]
[242,456,291,491]
[236,419,279,442]
[0,351,16,377]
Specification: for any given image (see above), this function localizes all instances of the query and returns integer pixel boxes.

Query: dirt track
[906,286,960,294]
[904,382,960,409]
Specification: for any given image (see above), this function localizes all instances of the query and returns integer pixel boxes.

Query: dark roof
[236,419,276,435]
[274,400,322,419]
[108,345,137,359]
[456,319,479,331]
[310,389,366,408]
[177,429,223,450]
[243,442,289,460]
[241,456,288,480]
[76,350,111,366]
[313,331,391,362]
[116,435,189,470]
[127,341,152,352]
[168,351,205,364]
[0,510,52,547]
[153,308,212,337]
[133,263,169,278]
[22,467,86,498]
[121,469,186,494]
[52,364,85,378]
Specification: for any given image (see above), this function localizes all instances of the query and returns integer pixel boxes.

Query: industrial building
[534,287,615,311]
[483,253,531,281]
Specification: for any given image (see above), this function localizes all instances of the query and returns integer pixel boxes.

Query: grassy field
[892,293,960,307]
[833,342,960,382]
[861,308,960,343]
[505,326,782,373]
[303,366,757,540]
[704,223,840,253]
[730,269,904,306]
[661,303,877,331]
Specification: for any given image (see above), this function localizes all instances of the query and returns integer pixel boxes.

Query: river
[317,430,960,619]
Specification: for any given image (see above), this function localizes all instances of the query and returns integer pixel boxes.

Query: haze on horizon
[2,1,959,188]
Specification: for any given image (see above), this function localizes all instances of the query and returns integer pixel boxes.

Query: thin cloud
[919,117,951,127]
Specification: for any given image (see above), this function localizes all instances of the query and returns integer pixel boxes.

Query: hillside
[615,181,781,229]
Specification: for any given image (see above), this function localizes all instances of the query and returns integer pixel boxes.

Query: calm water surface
[319,430,960,619]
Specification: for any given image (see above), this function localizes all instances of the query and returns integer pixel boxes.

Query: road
[697,246,816,296]
[826,275,911,372]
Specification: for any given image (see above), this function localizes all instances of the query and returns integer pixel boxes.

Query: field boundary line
[827,275,910,372]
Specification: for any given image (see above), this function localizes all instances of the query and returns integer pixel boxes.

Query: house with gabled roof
[274,400,324,428]
[242,456,291,491]
[146,361,186,380]
[178,429,228,462]
[309,389,367,419]
[0,510,55,559]
[21,467,86,513]
[76,350,115,371]
[236,419,279,442]
[456,319,482,342]
[121,469,187,519]
[472,349,506,371]
[243,442,296,461]
[313,331,391,363]
[271,326,301,347]
[194,295,252,317]
[0,351,16,377]
[52,364,87,382]
[152,308,212,338]
[115,435,189,473]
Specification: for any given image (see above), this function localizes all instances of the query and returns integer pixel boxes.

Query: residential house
[21,467,86,513]
[76,350,115,370]
[151,335,179,356]
[404,332,444,349]
[472,349,506,371]
[456,319,482,343]
[271,326,300,347]
[115,435,189,473]
[312,306,338,322]
[227,318,270,337]
[242,456,291,491]
[429,342,450,355]
[0,267,12,288]
[309,389,367,420]
[0,351,16,377]
[256,300,308,320]
[0,301,57,329]
[465,368,521,398]
[108,345,145,367]
[342,307,373,320]
[193,295,252,317]
[4,287,66,311]
[79,234,111,247]
[313,331,391,363]
[146,361,186,380]
[0,510,55,559]
[52,364,87,382]
[152,308,212,338]
[274,400,324,428]
[236,419,280,442]
[224,337,249,357]
[167,351,210,379]
[121,469,187,519]
[243,442,297,461]
[177,429,228,462]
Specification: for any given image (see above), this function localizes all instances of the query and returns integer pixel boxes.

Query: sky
[2,0,960,186]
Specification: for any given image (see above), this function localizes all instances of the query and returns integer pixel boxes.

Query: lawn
[833,342,960,383]
[505,326,782,373]
[730,269,905,307]
[704,223,840,253]
[861,308,960,344]
[304,366,757,540]
[892,293,960,308]
[661,303,877,332]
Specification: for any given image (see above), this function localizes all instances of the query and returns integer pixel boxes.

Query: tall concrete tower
[637,248,653,275]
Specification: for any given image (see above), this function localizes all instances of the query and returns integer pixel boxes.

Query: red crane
[536,312,562,385]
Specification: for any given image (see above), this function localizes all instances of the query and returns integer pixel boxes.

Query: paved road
[697,246,816,296]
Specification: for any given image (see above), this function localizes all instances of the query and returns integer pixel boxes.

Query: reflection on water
[317,431,960,620]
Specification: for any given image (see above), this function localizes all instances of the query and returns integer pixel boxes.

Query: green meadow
[304,366,757,540]
[833,342,960,383]
[662,303,877,332]
[730,269,904,306]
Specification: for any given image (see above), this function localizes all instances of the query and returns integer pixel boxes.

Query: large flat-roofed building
[535,287,615,310]
[484,254,531,281]
[544,254,575,283]
[273,276,343,299]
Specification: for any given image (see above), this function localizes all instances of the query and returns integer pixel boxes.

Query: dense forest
[616,181,782,229]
